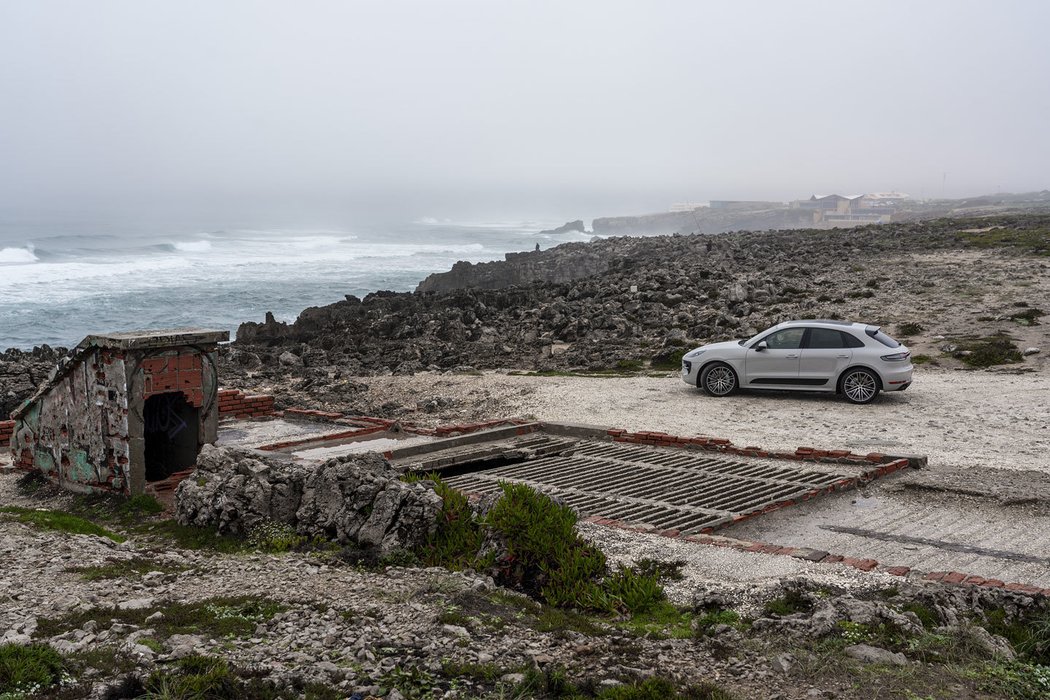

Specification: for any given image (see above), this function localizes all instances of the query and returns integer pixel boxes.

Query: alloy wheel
[706,366,736,395]
[843,370,877,403]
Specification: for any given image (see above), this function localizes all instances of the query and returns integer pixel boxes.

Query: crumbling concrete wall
[11,342,221,495]
[11,347,132,492]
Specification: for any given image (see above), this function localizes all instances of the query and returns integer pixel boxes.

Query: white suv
[681,320,913,404]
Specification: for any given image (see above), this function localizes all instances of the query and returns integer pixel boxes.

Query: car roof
[772,319,872,331]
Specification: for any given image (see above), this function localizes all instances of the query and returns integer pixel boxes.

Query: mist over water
[0,211,588,349]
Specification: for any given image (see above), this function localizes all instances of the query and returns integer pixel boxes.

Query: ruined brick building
[10,329,228,495]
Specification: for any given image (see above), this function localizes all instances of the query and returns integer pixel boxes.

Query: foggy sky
[1,0,1048,222]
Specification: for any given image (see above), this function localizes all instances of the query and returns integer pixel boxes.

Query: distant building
[708,200,784,210]
[859,192,911,208]
[794,194,891,227]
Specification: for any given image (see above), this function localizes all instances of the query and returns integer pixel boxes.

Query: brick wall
[218,389,276,418]
[0,419,13,448]
[141,352,205,407]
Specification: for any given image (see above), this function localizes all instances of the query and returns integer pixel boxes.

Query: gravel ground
[360,365,1050,476]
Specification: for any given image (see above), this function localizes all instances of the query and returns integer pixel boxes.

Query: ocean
[0,216,593,350]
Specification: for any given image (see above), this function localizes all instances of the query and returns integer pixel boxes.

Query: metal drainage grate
[444,438,851,534]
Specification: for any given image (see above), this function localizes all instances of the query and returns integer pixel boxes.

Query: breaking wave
[0,245,38,264]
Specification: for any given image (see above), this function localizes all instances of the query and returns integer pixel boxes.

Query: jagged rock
[175,446,442,554]
[844,644,908,666]
[279,351,303,367]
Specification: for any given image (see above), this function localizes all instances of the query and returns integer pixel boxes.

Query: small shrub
[417,475,484,569]
[763,589,813,617]
[485,482,609,609]
[959,335,1024,367]
[897,322,924,336]
[602,566,666,615]
[616,359,644,371]
[14,472,48,495]
[694,608,742,637]
[910,354,934,365]
[0,643,67,697]
[650,347,689,370]
[1011,307,1045,326]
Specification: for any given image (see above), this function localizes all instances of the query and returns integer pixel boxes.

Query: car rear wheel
[841,368,879,404]
[700,362,738,397]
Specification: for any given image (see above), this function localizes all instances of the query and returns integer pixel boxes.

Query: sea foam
[0,245,38,264]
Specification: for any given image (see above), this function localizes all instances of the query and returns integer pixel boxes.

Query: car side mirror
[755,341,768,352]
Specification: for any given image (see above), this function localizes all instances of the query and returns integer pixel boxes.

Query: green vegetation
[650,347,689,371]
[943,333,1024,368]
[134,655,342,700]
[1010,307,1045,326]
[910,354,935,365]
[0,506,125,542]
[133,520,249,553]
[957,226,1050,256]
[897,322,925,337]
[484,482,664,614]
[418,475,485,569]
[35,595,285,641]
[65,556,187,581]
[762,589,814,617]
[0,643,67,698]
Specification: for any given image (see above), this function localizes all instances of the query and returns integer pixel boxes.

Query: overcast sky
[1,1,1048,221]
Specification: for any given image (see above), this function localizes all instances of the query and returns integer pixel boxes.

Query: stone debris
[175,445,442,554]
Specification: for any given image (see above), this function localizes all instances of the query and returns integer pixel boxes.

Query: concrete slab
[723,484,1050,587]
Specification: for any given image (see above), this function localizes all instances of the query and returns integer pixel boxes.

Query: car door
[744,327,804,386]
[799,328,852,388]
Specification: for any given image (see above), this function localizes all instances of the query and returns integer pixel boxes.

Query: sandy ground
[365,365,1050,475]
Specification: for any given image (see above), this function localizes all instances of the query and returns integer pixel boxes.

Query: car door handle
[837,354,850,358]
[786,354,799,359]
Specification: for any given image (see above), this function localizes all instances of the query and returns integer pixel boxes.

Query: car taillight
[880,352,910,361]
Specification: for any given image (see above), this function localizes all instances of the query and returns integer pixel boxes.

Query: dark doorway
[144,393,199,481]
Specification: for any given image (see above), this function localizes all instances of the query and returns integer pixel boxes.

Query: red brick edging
[582,515,1050,599]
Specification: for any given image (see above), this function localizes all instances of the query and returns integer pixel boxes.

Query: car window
[763,328,805,350]
[866,329,901,348]
[842,332,865,348]
[806,328,847,349]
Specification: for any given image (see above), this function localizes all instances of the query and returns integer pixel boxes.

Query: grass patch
[619,602,695,640]
[897,322,925,337]
[0,643,67,697]
[132,520,249,553]
[133,654,343,700]
[910,354,936,365]
[35,595,285,641]
[763,589,814,617]
[0,506,125,543]
[65,556,187,582]
[1010,307,1045,326]
[944,334,1024,368]
[958,226,1050,257]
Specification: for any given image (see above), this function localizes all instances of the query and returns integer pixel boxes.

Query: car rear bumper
[881,364,913,391]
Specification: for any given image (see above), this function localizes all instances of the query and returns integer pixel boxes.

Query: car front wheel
[700,362,738,397]
[841,368,880,404]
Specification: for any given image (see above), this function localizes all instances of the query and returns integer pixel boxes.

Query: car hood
[685,340,743,356]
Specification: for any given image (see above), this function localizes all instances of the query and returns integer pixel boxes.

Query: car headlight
[685,349,705,359]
